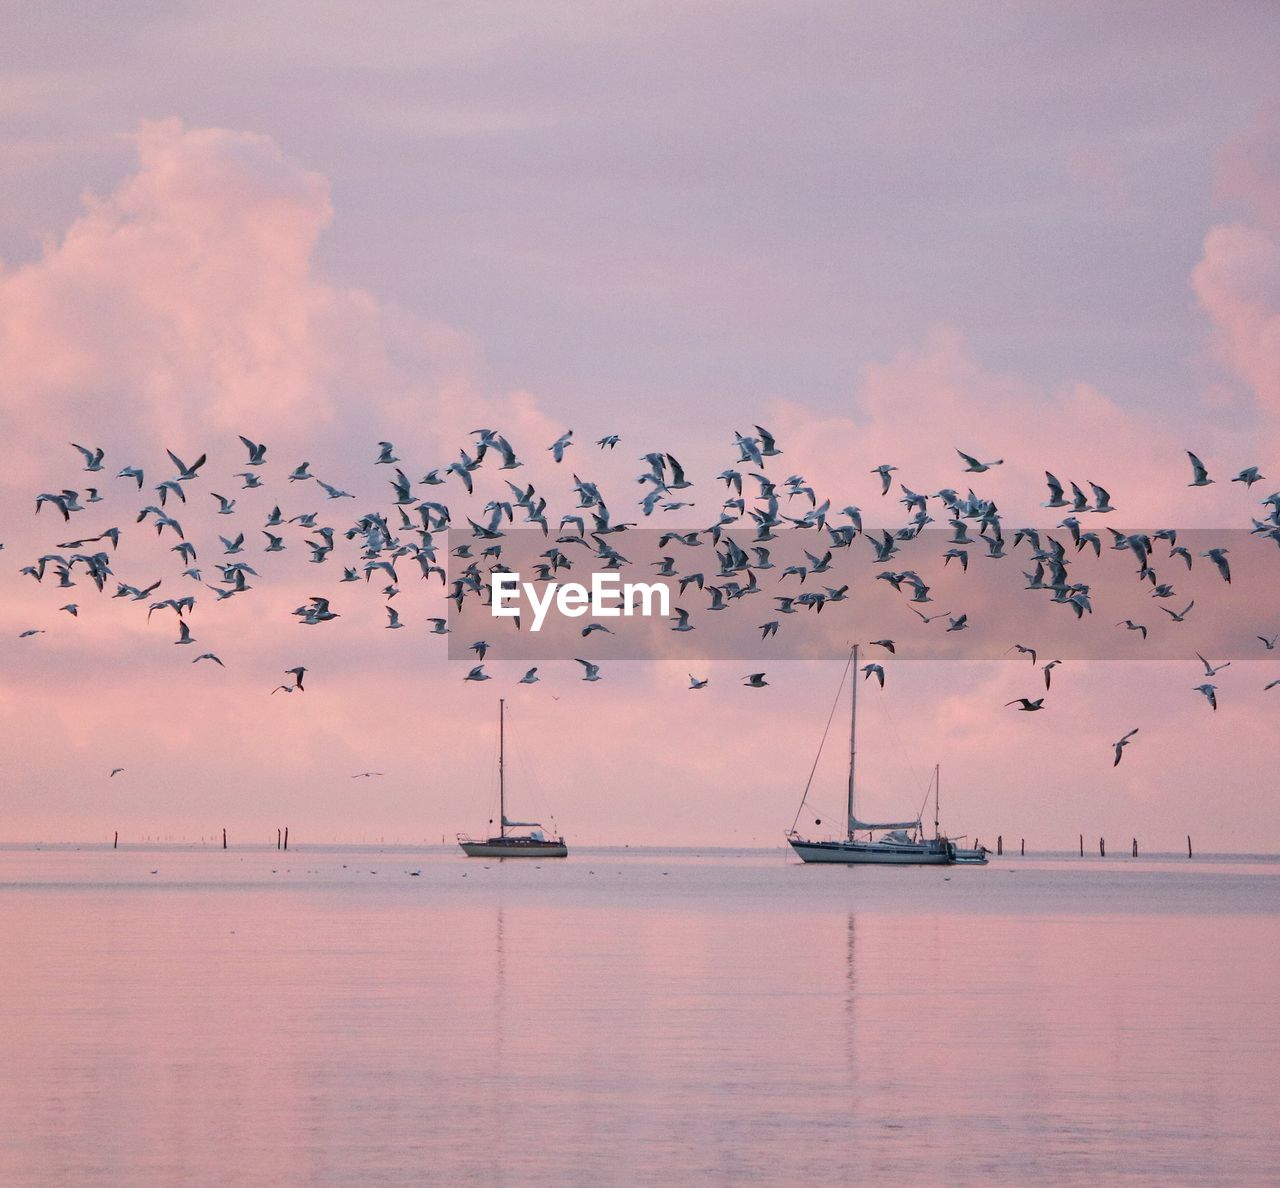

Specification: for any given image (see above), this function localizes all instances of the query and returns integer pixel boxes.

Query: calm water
[2,846,1277,1186]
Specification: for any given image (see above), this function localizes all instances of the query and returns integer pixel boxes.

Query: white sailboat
[458,699,568,858]
[788,645,956,865]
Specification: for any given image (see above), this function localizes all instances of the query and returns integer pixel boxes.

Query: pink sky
[2,10,1280,849]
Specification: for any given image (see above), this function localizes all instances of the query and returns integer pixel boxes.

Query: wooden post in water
[277,828,281,851]
[1099,837,1106,857]
[1079,834,1084,857]
[283,826,289,851]
[113,831,118,850]
[1020,838,1025,856]
[997,835,1003,856]
[1132,838,1138,857]
[1187,835,1193,858]
[222,828,227,850]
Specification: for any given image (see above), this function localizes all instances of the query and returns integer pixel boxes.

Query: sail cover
[502,815,543,828]
[850,816,922,832]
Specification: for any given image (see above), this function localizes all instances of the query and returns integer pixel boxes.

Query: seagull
[60,604,78,616]
[870,639,896,653]
[464,666,491,682]
[871,464,897,495]
[71,443,105,471]
[1259,635,1278,651]
[596,435,620,449]
[1186,451,1213,487]
[743,673,769,688]
[1193,684,1217,711]
[174,621,195,645]
[548,431,574,463]
[1006,698,1045,711]
[670,607,695,633]
[386,606,403,629]
[288,462,312,482]
[1042,660,1062,690]
[1265,680,1280,691]
[1232,467,1264,487]
[375,441,399,464]
[576,659,602,682]
[519,668,540,684]
[1008,644,1038,664]
[427,619,450,635]
[862,663,885,687]
[1160,601,1195,623]
[581,623,613,637]
[166,449,206,481]
[352,772,384,778]
[193,653,224,666]
[908,607,951,624]
[109,768,124,777]
[946,614,969,632]
[1117,620,1148,640]
[759,621,779,639]
[471,641,489,661]
[1196,653,1230,678]
[1042,472,1069,508]
[689,674,709,689]
[1201,548,1231,583]
[956,449,1002,472]
[238,435,267,465]
[1113,728,1139,766]
[285,666,306,690]
[1088,482,1114,513]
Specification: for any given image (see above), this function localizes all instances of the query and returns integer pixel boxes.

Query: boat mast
[499,698,505,839]
[934,763,940,840]
[848,644,857,840]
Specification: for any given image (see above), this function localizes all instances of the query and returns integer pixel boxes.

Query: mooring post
[222,828,227,850]
[1187,834,1193,858]
[1020,838,1025,856]
[1132,838,1138,857]
[1099,837,1105,857]
[283,826,288,851]
[277,828,281,851]
[113,831,118,850]
[1079,834,1084,857]
[997,835,1003,856]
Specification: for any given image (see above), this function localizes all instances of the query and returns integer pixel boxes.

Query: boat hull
[789,837,953,865]
[458,838,568,858]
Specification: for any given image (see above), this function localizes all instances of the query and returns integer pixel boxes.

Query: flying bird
[1008,644,1037,664]
[1006,698,1045,711]
[1193,684,1218,711]
[576,659,602,682]
[1112,728,1139,766]
[861,663,885,687]
[193,653,224,666]
[743,673,769,688]
[1042,660,1062,690]
[548,431,574,463]
[109,768,124,778]
[956,449,1003,472]
[1186,451,1213,487]
[519,668,540,684]
[689,674,709,689]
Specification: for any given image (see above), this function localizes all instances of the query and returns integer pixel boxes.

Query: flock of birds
[10,427,1280,772]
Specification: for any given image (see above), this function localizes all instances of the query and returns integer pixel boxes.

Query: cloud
[1193,106,1280,422]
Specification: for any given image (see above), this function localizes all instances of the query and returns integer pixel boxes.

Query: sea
[2,844,1277,1186]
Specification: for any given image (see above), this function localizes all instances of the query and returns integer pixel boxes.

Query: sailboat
[458,699,568,858]
[930,763,989,865]
[787,645,956,865]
